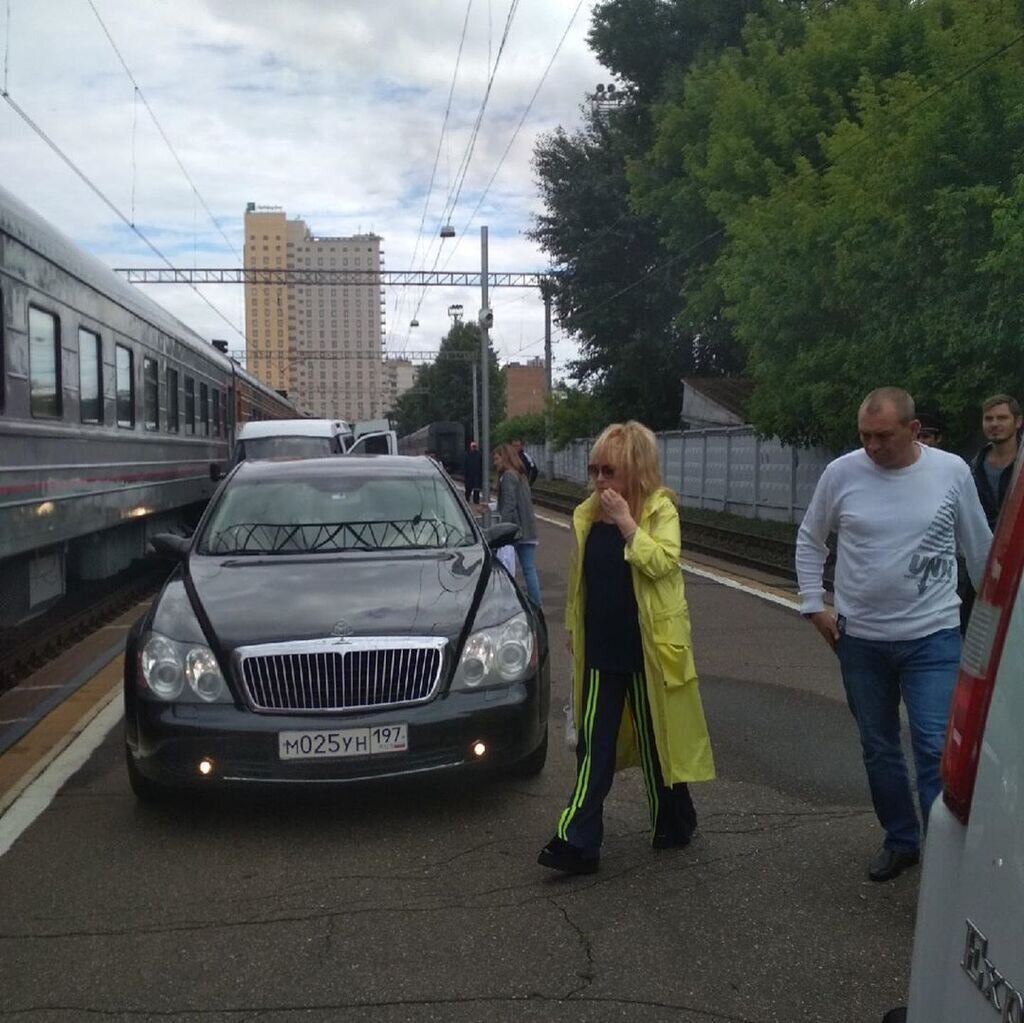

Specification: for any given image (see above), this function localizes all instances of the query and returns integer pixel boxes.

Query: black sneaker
[652,828,695,850]
[868,844,920,882]
[537,836,599,875]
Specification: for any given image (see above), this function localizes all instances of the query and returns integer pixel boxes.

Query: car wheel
[512,726,548,778]
[125,746,171,804]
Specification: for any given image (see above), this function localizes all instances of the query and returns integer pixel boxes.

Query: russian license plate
[278,724,408,761]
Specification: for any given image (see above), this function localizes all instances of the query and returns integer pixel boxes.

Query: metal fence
[539,427,834,524]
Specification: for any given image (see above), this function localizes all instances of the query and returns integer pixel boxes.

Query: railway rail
[528,484,804,582]
[0,563,166,694]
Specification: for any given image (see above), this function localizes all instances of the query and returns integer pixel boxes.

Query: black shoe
[652,827,695,850]
[868,845,919,882]
[537,836,599,875]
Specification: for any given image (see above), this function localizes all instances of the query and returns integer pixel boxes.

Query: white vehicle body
[897,457,1024,1022]
[230,418,396,465]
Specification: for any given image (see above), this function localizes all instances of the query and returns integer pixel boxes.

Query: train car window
[200,382,210,436]
[185,377,196,435]
[212,388,221,436]
[167,367,179,433]
[0,289,4,413]
[115,344,135,428]
[78,328,103,423]
[143,357,159,431]
[29,307,62,418]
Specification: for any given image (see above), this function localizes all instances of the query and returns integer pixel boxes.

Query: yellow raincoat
[564,489,715,784]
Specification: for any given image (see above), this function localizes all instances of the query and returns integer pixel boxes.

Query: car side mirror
[485,523,519,549]
[149,533,191,561]
[209,462,224,482]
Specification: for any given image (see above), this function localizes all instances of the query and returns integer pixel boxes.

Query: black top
[583,522,644,673]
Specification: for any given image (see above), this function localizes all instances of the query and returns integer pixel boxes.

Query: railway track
[453,471,807,583]
[0,564,166,694]
[528,485,802,582]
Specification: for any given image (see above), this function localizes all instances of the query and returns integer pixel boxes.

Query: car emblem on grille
[331,619,354,637]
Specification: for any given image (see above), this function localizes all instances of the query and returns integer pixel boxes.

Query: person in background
[915,410,944,448]
[970,394,1022,530]
[463,440,483,505]
[511,437,539,486]
[538,421,714,875]
[796,387,991,883]
[493,444,541,606]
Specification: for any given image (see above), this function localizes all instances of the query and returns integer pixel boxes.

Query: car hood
[185,547,490,651]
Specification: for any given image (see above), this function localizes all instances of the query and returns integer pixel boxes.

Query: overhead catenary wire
[404,0,522,337]
[439,0,587,273]
[86,0,242,264]
[392,0,474,347]
[0,91,247,344]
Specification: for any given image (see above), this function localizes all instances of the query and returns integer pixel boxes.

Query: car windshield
[198,472,475,554]
[240,436,336,460]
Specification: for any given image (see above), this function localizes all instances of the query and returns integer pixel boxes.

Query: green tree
[388,322,505,441]
[547,383,609,450]
[493,412,547,446]
[531,1,761,430]
[658,0,1024,449]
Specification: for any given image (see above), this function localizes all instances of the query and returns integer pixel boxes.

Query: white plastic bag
[563,701,577,750]
[496,544,517,575]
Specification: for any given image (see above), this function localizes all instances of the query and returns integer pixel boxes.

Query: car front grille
[235,637,447,714]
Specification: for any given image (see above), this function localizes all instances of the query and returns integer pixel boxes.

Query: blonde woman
[493,443,541,606]
[538,421,714,874]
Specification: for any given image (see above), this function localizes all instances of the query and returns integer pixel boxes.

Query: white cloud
[0,0,603,383]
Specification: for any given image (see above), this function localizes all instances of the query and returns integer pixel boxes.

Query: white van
[885,455,1024,1022]
[213,419,398,478]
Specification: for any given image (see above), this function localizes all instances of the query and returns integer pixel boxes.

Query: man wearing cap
[463,441,483,505]
[915,410,944,448]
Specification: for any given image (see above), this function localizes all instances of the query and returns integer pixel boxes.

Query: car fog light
[471,740,487,758]
[198,758,214,777]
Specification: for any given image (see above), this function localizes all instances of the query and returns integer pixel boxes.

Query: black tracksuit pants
[557,666,697,855]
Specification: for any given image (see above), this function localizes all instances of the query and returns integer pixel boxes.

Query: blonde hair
[588,420,671,521]
[493,443,524,476]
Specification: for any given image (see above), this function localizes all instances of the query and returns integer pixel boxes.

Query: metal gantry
[115,268,556,288]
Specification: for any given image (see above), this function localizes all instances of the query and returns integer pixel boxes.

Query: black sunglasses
[587,463,616,479]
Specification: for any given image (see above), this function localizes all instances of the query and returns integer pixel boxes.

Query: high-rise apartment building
[244,203,386,419]
[382,358,418,415]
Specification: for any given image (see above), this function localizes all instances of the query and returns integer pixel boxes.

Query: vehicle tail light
[942,458,1024,823]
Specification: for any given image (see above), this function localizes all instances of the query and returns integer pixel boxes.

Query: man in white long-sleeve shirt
[796,387,991,883]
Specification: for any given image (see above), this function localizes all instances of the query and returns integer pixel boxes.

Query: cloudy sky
[0,0,607,381]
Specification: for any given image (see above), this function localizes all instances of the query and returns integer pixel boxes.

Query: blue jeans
[836,626,960,851]
[516,541,541,607]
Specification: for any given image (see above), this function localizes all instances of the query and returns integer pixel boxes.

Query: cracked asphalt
[0,516,917,1022]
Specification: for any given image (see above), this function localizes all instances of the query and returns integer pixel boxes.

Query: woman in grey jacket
[494,443,541,606]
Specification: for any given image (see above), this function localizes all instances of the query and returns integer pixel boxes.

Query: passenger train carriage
[0,184,295,626]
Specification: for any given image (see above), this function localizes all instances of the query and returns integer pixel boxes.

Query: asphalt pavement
[0,514,917,1022]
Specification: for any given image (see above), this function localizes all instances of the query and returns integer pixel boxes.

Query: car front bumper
[125,675,547,789]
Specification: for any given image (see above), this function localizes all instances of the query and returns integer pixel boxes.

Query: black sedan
[123,455,549,799]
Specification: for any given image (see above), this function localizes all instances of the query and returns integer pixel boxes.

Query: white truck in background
[212,418,398,479]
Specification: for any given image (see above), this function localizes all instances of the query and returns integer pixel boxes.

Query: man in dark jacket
[960,394,1022,633]
[511,437,538,486]
[970,394,1022,529]
[463,441,483,504]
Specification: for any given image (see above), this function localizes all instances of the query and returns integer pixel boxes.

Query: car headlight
[139,633,229,703]
[452,612,536,690]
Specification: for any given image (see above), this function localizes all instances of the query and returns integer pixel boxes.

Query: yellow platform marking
[0,656,123,816]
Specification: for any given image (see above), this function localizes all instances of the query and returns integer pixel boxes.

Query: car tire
[125,746,171,804]
[512,726,548,778]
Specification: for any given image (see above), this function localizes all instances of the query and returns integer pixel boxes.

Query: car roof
[236,419,351,440]
[233,455,440,480]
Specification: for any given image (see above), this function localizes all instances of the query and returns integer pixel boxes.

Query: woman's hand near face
[599,488,635,534]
